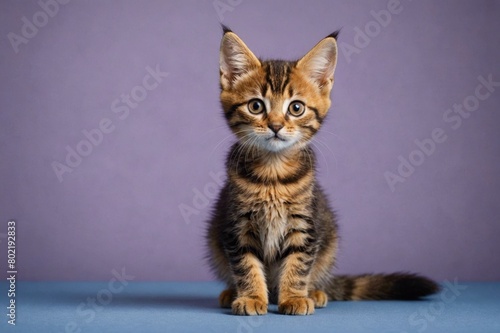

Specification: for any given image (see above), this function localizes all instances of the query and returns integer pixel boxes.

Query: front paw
[219,289,236,308]
[309,290,328,308]
[232,297,268,315]
[278,297,315,315]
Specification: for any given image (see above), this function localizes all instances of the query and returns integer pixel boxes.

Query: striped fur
[206,28,439,316]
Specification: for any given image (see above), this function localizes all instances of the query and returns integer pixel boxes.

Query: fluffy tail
[327,272,440,301]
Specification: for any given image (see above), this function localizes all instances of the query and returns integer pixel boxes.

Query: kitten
[206,26,439,316]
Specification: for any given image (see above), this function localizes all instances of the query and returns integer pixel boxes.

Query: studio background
[1,0,499,282]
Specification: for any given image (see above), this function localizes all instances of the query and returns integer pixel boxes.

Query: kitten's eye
[248,99,265,114]
[288,101,305,117]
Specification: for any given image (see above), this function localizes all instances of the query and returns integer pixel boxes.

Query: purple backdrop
[0,0,499,282]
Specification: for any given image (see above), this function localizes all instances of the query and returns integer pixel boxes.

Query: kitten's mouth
[266,134,286,142]
[259,133,296,152]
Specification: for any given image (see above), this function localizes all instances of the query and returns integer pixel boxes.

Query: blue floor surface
[0,281,499,333]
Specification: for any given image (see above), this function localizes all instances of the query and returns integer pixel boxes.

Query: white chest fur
[256,199,288,263]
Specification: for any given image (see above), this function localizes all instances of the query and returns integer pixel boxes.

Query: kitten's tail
[326,272,440,301]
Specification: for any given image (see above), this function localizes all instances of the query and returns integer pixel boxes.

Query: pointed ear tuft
[219,32,260,89]
[326,29,341,40]
[221,24,232,35]
[296,35,338,90]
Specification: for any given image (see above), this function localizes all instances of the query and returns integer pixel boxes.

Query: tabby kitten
[206,27,439,316]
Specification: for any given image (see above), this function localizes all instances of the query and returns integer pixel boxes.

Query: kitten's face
[219,29,338,152]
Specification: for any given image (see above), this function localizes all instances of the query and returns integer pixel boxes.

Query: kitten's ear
[297,32,339,91]
[220,29,261,89]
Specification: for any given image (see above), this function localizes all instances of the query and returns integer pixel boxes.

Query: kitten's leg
[277,220,320,315]
[224,227,267,314]
[306,237,338,309]
[277,251,315,315]
[230,252,268,315]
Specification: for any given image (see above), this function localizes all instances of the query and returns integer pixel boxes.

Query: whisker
[312,138,338,171]
[310,140,330,175]
[203,124,230,135]
[244,136,259,168]
[317,129,346,143]
[208,131,251,162]
[230,134,255,174]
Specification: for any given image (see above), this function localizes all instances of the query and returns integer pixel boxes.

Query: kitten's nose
[269,123,284,134]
